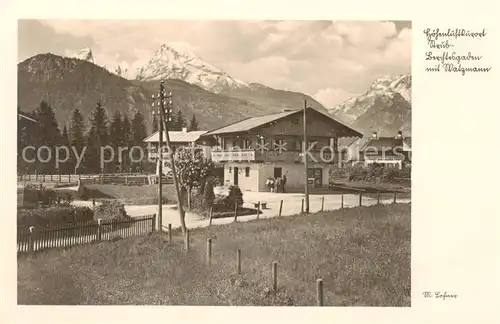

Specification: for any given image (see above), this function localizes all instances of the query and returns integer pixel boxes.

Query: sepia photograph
[16,19,412,306]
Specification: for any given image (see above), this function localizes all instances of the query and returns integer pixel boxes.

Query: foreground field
[18,204,411,306]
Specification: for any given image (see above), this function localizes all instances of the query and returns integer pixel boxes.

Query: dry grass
[18,204,411,306]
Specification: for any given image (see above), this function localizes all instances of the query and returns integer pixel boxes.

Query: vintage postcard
[1,0,498,323]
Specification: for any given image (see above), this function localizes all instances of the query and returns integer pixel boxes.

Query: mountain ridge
[17,53,325,134]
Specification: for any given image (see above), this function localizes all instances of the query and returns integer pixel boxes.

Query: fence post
[185,230,190,251]
[256,201,260,219]
[341,194,344,209]
[278,200,283,217]
[96,219,102,241]
[272,261,278,291]
[321,196,325,211]
[68,174,71,183]
[359,192,362,207]
[377,191,381,204]
[393,190,397,204]
[206,238,212,266]
[209,207,213,226]
[35,173,38,181]
[168,223,172,242]
[78,174,81,181]
[58,172,61,183]
[43,174,46,182]
[316,279,324,306]
[236,249,241,275]
[28,226,35,252]
[50,173,53,181]
[125,176,128,185]
[152,214,157,232]
[233,203,238,222]
[28,173,31,181]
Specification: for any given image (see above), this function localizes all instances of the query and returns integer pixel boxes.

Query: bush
[17,206,94,227]
[93,200,131,222]
[57,192,74,206]
[203,180,215,210]
[382,168,399,182]
[39,188,58,207]
[223,185,243,208]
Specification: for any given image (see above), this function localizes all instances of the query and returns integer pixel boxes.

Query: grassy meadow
[18,203,411,306]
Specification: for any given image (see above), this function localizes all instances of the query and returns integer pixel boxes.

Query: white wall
[224,162,260,191]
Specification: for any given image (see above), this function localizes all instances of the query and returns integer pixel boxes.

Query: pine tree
[130,111,147,172]
[121,114,132,172]
[152,113,158,133]
[69,108,86,174]
[33,101,62,174]
[188,114,199,131]
[109,110,124,172]
[84,102,109,173]
[60,125,73,174]
[173,110,186,131]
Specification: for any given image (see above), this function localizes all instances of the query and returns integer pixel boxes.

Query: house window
[242,139,252,149]
[245,167,250,177]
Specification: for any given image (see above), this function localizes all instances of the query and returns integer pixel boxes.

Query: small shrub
[57,192,74,206]
[382,168,399,182]
[224,185,243,208]
[93,200,131,222]
[203,180,215,210]
[39,188,58,207]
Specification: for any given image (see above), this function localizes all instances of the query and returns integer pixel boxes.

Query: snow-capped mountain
[68,47,131,79]
[329,74,411,124]
[72,47,95,64]
[135,44,249,93]
[328,74,412,136]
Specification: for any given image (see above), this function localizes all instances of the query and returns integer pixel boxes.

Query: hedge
[17,206,94,228]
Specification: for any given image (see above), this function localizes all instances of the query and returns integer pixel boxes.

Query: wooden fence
[18,173,173,186]
[17,214,156,253]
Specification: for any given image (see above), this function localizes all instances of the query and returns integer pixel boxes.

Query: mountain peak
[135,44,248,93]
[73,47,94,63]
[327,74,412,136]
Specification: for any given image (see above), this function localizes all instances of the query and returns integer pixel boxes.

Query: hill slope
[18,54,315,132]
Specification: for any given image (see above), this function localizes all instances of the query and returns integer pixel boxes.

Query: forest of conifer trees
[17,100,199,175]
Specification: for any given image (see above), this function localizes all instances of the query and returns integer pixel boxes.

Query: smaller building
[359,131,411,169]
[143,127,209,175]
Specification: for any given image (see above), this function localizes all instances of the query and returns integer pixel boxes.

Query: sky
[18,20,411,108]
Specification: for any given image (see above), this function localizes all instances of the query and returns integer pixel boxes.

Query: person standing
[282,174,287,193]
[275,177,282,193]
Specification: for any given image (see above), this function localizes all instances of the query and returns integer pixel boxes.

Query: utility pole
[152,88,165,230]
[158,81,188,234]
[303,100,310,214]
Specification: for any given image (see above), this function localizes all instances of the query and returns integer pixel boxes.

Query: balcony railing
[210,149,337,163]
[364,154,404,161]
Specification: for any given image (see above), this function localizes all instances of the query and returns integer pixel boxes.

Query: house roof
[18,113,37,123]
[360,137,405,152]
[143,130,207,143]
[203,108,362,137]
